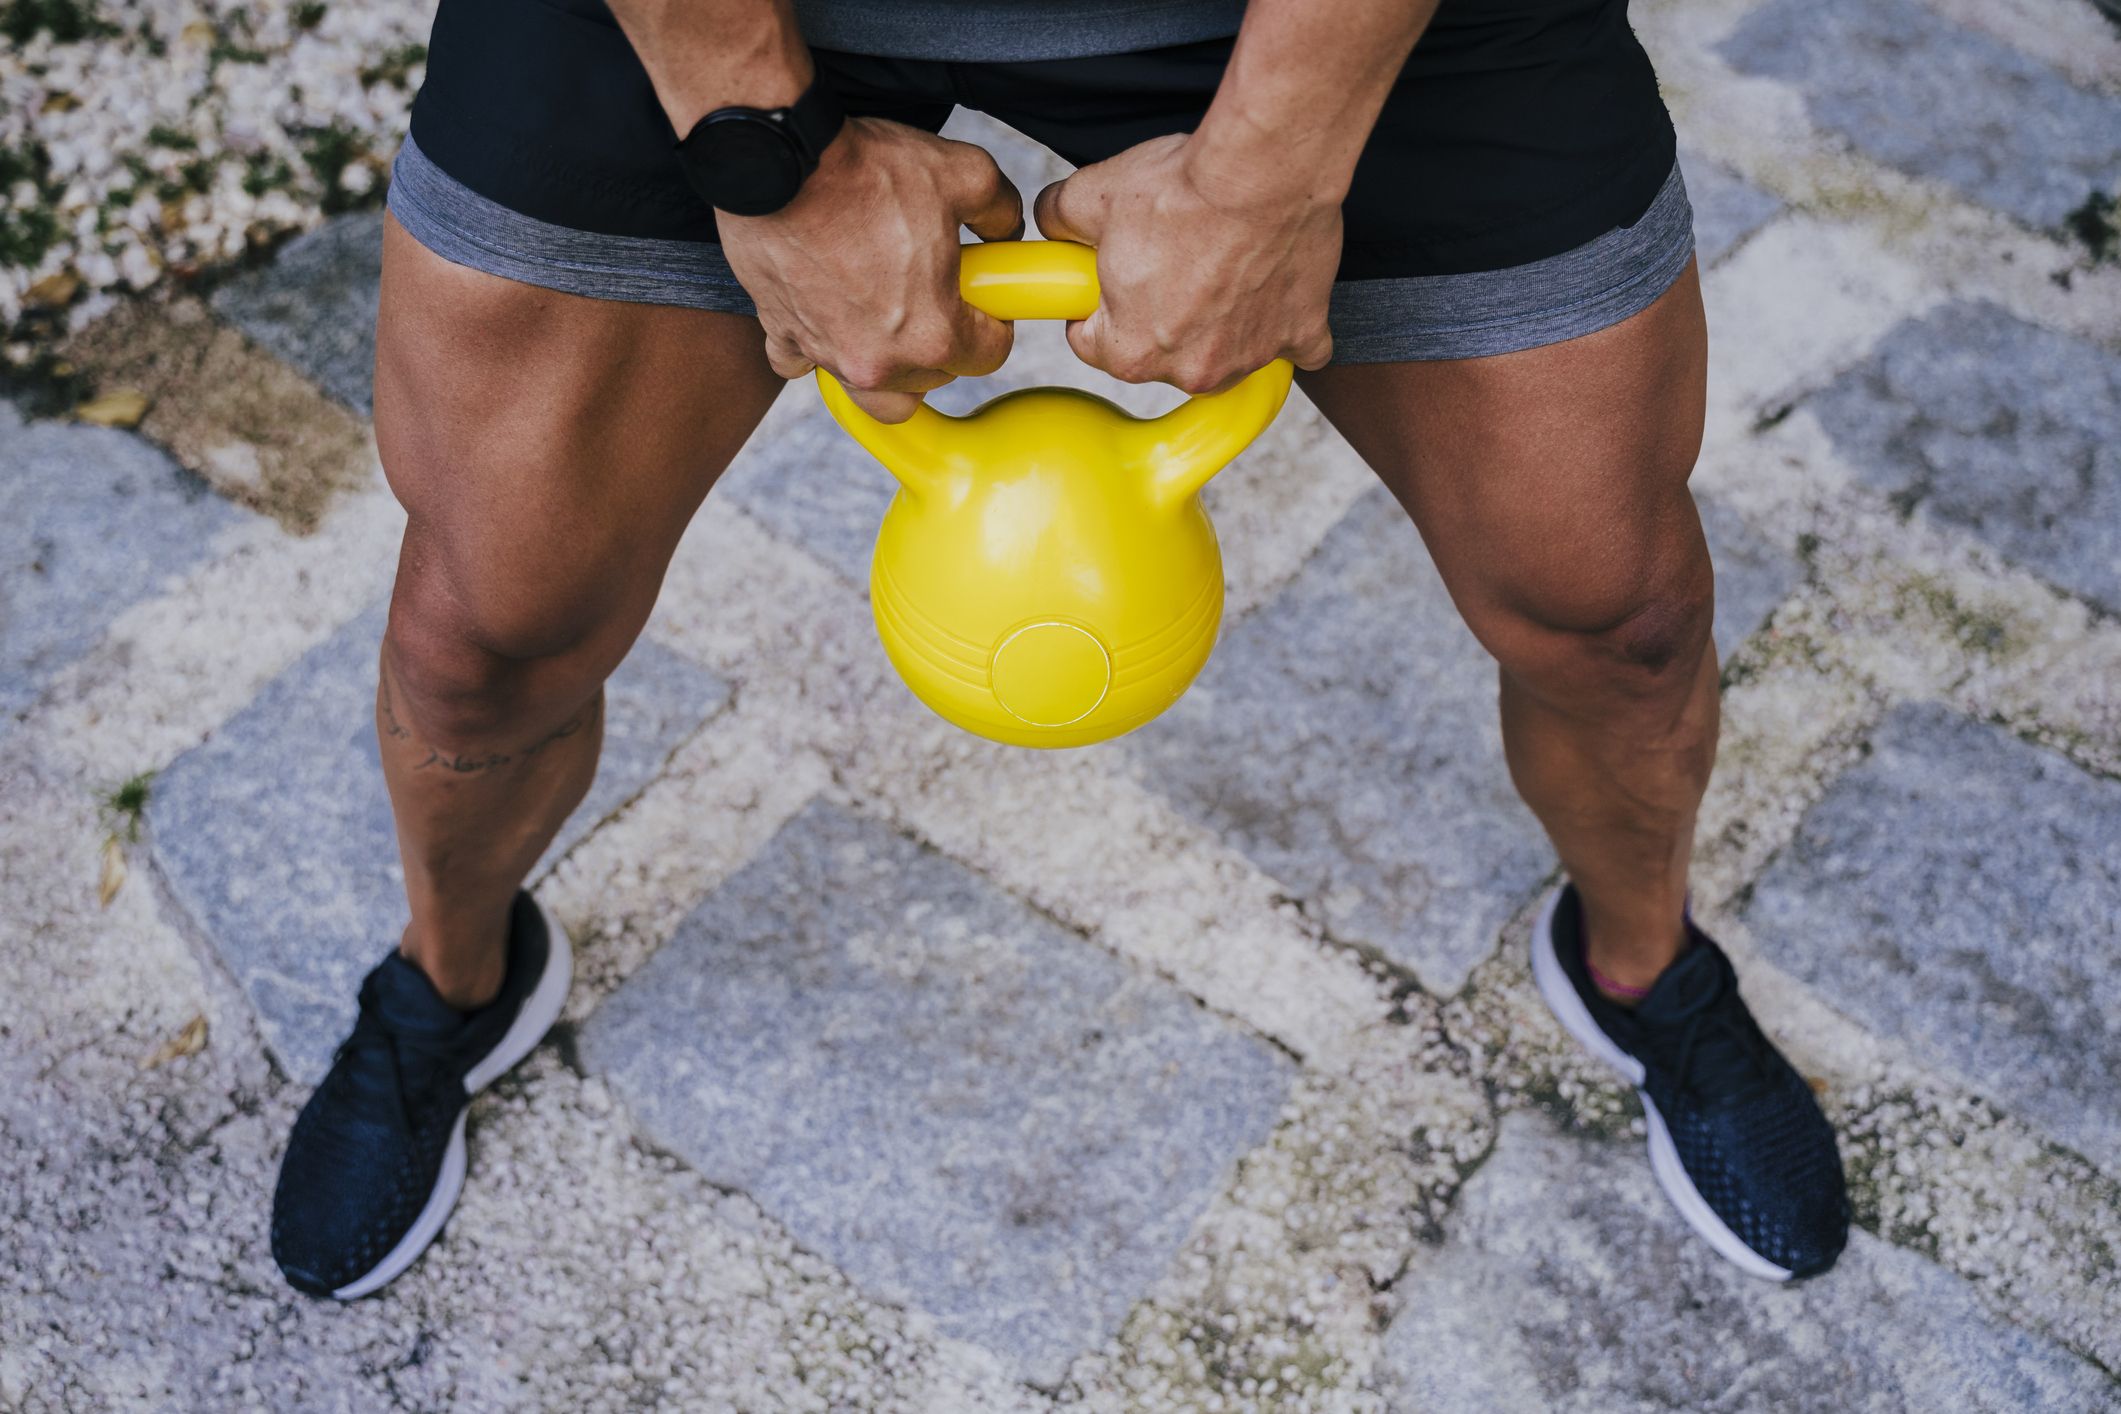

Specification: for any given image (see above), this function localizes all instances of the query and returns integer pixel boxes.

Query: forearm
[603,0,812,132]
[1189,0,1440,205]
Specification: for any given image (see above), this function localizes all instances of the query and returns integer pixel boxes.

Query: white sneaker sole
[330,896,575,1301]
[1529,885,1794,1284]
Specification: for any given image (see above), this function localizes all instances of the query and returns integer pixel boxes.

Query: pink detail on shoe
[1585,946,1655,999]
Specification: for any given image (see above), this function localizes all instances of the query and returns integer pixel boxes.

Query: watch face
[694,113,805,217]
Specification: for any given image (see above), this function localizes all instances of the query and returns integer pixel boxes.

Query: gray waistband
[388,136,1695,364]
[388,136,752,312]
[1325,163,1697,362]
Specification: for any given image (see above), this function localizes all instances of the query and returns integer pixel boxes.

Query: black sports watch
[674,78,846,217]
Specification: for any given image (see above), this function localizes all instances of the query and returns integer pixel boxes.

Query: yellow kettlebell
[817,240,1293,748]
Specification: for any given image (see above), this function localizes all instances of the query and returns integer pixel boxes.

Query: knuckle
[1171,357,1228,395]
[910,327,958,369]
[1111,347,1162,383]
[956,148,1005,193]
[1092,330,1149,382]
[1099,348,1147,383]
[841,358,895,389]
[975,332,1013,372]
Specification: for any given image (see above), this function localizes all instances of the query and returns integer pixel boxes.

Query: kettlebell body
[819,241,1292,748]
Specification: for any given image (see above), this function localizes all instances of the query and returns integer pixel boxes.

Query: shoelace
[1653,970,1780,1106]
[323,988,462,1137]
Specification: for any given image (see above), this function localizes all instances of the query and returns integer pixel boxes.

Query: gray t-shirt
[793,0,1245,61]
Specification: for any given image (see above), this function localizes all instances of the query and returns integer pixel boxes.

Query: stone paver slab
[211,212,385,415]
[1722,0,2121,231]
[150,599,729,1081]
[1808,301,2121,614]
[1123,483,1793,992]
[1746,702,2121,1172]
[1127,485,1550,995]
[1680,151,1783,268]
[1,403,240,729]
[716,400,901,584]
[1699,493,1803,656]
[1380,1111,2114,1413]
[578,799,1296,1386]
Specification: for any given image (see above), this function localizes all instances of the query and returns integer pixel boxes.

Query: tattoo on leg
[416,748,516,774]
[380,661,503,771]
[377,652,602,777]
[523,692,601,761]
[378,668,412,741]
[407,693,601,775]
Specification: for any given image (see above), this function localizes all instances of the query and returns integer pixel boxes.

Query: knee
[1592,581,1715,679]
[1476,539,1716,703]
[382,546,627,750]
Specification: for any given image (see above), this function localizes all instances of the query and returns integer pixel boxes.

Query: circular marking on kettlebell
[990,621,1112,729]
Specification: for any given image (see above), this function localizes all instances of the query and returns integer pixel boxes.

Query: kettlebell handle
[817,240,1293,510]
[958,238,1101,321]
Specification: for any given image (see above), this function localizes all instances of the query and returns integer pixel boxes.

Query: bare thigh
[1298,263,1711,694]
[373,213,786,740]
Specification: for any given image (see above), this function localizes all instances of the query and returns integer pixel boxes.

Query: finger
[845,386,925,424]
[765,334,817,382]
[1062,309,1102,375]
[1292,324,1335,372]
[950,143,1025,242]
[1033,167,1108,246]
[942,301,1013,378]
[834,357,956,395]
[1065,308,1150,384]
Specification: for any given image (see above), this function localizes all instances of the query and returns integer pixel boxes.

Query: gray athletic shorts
[390,136,1694,364]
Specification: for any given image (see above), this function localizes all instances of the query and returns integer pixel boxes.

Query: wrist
[723,115,861,227]
[679,79,847,219]
[656,21,813,134]
[1183,111,1357,213]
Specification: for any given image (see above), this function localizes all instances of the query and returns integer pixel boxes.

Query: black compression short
[409,0,1678,281]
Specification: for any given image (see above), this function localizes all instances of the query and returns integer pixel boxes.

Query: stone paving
[151,599,732,1082]
[2,0,2119,1408]
[1383,1113,2115,1413]
[583,801,1295,1387]
[212,213,389,419]
[1808,300,2121,614]
[1746,702,2121,1173]
[1,403,238,731]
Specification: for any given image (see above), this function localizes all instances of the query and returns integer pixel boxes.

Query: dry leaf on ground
[142,1015,209,1069]
[74,389,152,429]
[98,837,126,908]
[25,270,82,308]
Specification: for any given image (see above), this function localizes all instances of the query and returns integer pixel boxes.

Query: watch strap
[675,75,845,217]
[779,76,846,169]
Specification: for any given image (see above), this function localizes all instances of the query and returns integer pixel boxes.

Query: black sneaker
[271,891,572,1298]
[1531,882,1849,1280]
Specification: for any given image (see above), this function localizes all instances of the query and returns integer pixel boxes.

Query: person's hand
[1033,133,1338,393]
[718,117,1025,422]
